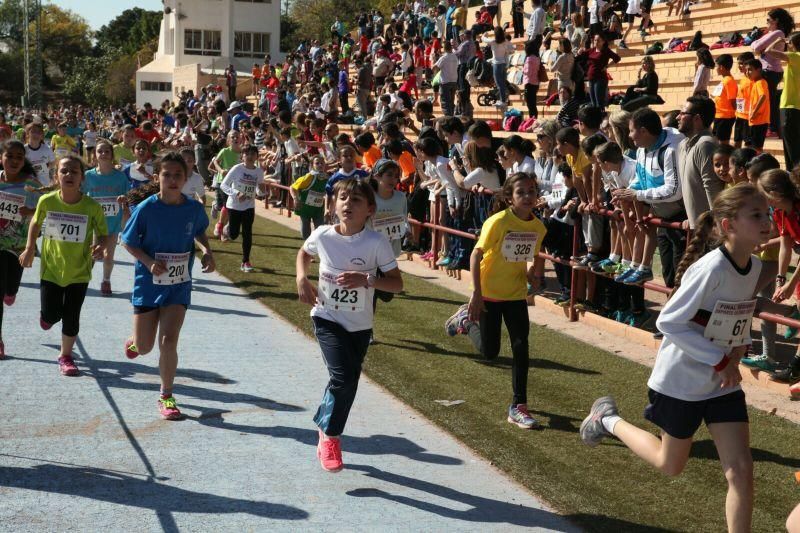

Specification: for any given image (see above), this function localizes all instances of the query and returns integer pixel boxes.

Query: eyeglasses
[678,111,697,117]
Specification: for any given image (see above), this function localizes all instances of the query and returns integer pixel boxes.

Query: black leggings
[228,208,255,263]
[40,280,88,337]
[0,251,24,336]
[524,83,539,118]
[480,299,530,405]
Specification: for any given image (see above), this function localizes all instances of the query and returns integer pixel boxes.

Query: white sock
[638,265,652,272]
[602,415,622,434]
[621,259,631,268]
[609,254,621,263]
[630,262,639,270]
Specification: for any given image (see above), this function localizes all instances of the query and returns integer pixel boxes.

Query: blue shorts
[132,280,193,309]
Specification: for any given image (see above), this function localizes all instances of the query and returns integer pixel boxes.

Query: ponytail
[672,211,715,294]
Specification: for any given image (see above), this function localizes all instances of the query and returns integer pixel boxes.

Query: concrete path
[0,250,575,532]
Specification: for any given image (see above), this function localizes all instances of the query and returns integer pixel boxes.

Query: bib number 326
[318,270,366,312]
[43,211,88,243]
[703,299,757,347]
[152,252,191,285]
[502,232,538,262]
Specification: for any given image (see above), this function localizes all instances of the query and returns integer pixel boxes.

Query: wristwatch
[366,273,377,288]
[777,275,787,285]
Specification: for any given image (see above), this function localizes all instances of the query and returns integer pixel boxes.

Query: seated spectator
[620,56,662,112]
[556,86,582,128]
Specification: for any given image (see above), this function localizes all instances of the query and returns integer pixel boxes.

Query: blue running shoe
[614,268,636,283]
[624,269,654,285]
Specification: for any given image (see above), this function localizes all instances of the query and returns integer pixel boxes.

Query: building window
[184,29,221,56]
[140,81,172,92]
[234,31,270,58]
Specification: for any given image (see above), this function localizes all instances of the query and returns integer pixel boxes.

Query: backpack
[718,31,742,45]
[518,116,538,133]
[503,114,522,132]
[486,119,502,131]
[645,42,663,55]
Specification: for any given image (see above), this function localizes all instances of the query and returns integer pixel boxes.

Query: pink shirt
[522,55,541,85]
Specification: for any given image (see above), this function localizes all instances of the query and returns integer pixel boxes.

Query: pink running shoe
[3,294,15,306]
[420,251,434,261]
[40,317,53,331]
[158,396,182,420]
[100,280,112,296]
[58,355,79,376]
[317,430,344,472]
[124,338,139,360]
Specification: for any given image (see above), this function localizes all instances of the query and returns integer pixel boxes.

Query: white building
[136,0,281,108]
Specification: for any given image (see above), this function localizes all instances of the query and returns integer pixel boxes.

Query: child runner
[19,156,108,376]
[367,159,408,344]
[83,122,98,167]
[325,145,370,220]
[83,140,129,295]
[50,122,77,161]
[467,172,547,429]
[580,184,771,533]
[124,139,155,189]
[179,148,207,204]
[220,144,263,272]
[733,52,756,149]
[25,122,55,185]
[114,125,137,168]
[209,130,243,241]
[121,152,215,420]
[290,155,329,239]
[0,140,42,358]
[296,178,403,472]
[744,59,770,152]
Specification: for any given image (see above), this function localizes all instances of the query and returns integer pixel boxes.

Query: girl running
[220,144,263,273]
[121,152,215,420]
[25,122,55,186]
[467,172,547,429]
[124,139,154,189]
[209,130,243,241]
[83,140,129,295]
[0,140,42,358]
[580,184,772,533]
[296,178,403,472]
[19,156,108,376]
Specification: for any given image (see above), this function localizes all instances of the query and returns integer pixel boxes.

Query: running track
[0,250,575,532]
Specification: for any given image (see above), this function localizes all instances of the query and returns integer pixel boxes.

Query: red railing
[263,182,295,218]
[406,196,800,331]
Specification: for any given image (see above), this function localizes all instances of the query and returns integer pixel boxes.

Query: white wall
[136,71,174,109]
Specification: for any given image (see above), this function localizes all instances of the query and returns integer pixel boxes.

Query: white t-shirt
[600,157,636,190]
[589,0,607,24]
[626,0,641,15]
[25,143,55,185]
[303,225,398,332]
[83,130,98,147]
[512,156,537,177]
[128,162,154,184]
[220,163,264,211]
[182,171,206,202]
[368,190,408,258]
[435,53,459,84]
[462,168,501,191]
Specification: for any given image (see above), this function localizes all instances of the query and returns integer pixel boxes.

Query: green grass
[210,213,800,532]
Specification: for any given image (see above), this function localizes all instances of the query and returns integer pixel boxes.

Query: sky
[49,0,165,30]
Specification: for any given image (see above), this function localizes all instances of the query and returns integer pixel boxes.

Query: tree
[63,55,111,106]
[105,54,139,105]
[280,14,300,52]
[95,8,162,56]
[32,4,92,75]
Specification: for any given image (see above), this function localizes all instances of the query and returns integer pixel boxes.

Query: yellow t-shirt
[567,149,591,181]
[51,135,77,158]
[780,52,800,110]
[475,208,547,301]
[114,144,136,167]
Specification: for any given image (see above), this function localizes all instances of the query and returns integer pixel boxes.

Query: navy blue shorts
[644,388,748,440]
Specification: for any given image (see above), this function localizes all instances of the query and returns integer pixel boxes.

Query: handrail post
[432,196,440,270]
[568,215,579,322]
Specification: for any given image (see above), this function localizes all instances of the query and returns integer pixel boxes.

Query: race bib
[736,98,745,114]
[237,177,257,198]
[44,211,88,243]
[96,196,120,218]
[318,270,366,312]
[0,191,25,222]
[33,163,46,176]
[373,214,406,241]
[305,190,325,207]
[710,83,724,97]
[551,183,565,201]
[703,299,757,348]
[152,252,191,285]
[501,232,538,262]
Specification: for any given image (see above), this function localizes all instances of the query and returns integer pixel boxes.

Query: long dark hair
[769,8,796,36]
[1,139,36,179]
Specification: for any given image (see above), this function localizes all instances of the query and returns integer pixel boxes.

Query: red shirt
[579,47,621,81]
[399,73,418,99]
[773,203,800,244]
[360,35,369,54]
[135,128,162,144]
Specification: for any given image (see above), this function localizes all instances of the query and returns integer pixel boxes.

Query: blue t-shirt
[325,168,370,196]
[121,194,209,308]
[83,168,129,234]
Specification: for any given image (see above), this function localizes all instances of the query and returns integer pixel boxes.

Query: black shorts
[624,13,638,23]
[408,187,428,222]
[644,388,748,440]
[747,123,768,149]
[134,304,188,315]
[486,4,498,17]
[712,118,735,142]
[733,117,750,144]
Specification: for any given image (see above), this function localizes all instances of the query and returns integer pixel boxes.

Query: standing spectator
[225,64,237,102]
[482,27,515,108]
[483,0,501,27]
[337,61,350,114]
[618,0,640,49]
[523,37,542,119]
[551,37,575,92]
[435,41,460,117]
[356,58,373,118]
[711,54,739,146]
[677,96,723,229]
[452,0,468,39]
[512,0,526,39]
[527,0,547,41]
[578,32,621,110]
[455,30,477,116]
[751,8,796,137]
[765,31,800,171]
[587,0,609,37]
[691,48,715,97]
[445,0,457,42]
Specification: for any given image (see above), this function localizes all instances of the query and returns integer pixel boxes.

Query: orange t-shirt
[735,78,752,120]
[712,75,738,119]
[748,78,770,126]
[363,145,381,168]
[252,66,262,79]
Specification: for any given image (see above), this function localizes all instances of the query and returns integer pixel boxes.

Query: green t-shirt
[213,147,241,185]
[33,191,108,286]
[780,52,800,110]
[114,144,136,167]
